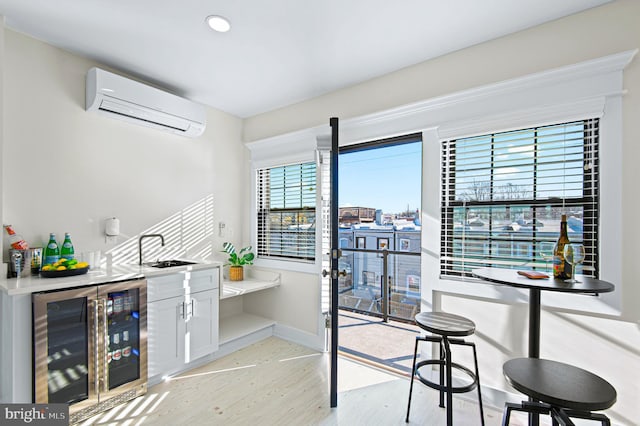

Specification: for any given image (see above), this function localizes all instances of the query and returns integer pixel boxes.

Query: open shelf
[221,278,280,299]
[219,313,276,345]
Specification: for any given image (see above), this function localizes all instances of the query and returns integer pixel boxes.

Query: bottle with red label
[112,332,122,366]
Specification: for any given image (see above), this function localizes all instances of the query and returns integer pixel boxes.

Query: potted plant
[221,242,254,281]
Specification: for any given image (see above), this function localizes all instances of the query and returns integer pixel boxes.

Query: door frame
[329,117,339,407]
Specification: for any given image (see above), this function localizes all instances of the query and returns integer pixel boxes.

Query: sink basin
[145,260,197,268]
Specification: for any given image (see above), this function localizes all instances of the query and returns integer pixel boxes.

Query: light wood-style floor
[81,337,526,425]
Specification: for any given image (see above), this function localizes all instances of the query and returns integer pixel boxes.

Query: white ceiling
[0,0,611,118]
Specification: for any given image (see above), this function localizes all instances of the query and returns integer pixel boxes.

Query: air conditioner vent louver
[86,67,206,137]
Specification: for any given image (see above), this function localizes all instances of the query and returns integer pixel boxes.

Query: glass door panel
[338,248,421,321]
[106,288,141,389]
[388,252,421,321]
[338,250,383,316]
[45,297,89,404]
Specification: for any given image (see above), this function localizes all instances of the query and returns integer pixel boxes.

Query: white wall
[243,1,640,424]
[244,269,321,337]
[0,19,4,254]
[2,30,245,264]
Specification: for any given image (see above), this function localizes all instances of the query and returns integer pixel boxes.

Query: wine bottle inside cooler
[122,330,132,361]
[553,214,571,279]
[112,332,122,367]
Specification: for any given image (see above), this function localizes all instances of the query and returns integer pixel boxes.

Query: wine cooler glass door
[33,286,99,411]
[98,279,147,400]
[105,289,141,388]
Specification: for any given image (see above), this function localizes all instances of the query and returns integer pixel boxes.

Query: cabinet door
[147,297,184,378]
[187,289,219,362]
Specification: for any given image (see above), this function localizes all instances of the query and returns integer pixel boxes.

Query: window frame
[440,119,600,279]
[250,151,321,274]
[256,161,317,263]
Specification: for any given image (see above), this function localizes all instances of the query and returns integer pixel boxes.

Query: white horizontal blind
[257,162,316,261]
[441,119,599,278]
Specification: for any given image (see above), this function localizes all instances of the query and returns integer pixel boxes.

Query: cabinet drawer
[188,269,219,294]
[147,268,220,303]
[147,274,183,302]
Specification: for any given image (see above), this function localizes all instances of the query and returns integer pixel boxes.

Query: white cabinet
[147,268,219,379]
[188,288,218,361]
[147,296,182,377]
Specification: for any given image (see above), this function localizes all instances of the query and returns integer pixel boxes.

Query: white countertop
[0,260,223,296]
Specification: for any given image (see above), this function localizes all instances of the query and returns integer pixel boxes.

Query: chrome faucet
[138,234,165,265]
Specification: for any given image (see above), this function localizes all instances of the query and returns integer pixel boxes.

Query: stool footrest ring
[415,359,479,394]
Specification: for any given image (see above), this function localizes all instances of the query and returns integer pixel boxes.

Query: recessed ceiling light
[206,15,231,33]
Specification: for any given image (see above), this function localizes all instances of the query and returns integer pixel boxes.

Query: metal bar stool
[405,311,485,425]
[502,358,617,426]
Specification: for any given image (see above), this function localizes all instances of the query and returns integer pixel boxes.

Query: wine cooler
[32,278,147,424]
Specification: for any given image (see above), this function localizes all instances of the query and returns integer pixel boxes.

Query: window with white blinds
[257,162,316,261]
[441,119,599,278]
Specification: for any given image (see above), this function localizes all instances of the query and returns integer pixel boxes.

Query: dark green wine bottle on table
[44,233,60,265]
[60,232,75,260]
[553,215,571,279]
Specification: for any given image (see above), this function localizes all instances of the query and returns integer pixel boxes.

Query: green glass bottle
[44,233,60,266]
[60,232,75,261]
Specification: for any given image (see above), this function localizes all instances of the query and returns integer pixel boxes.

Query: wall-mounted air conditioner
[86,67,206,137]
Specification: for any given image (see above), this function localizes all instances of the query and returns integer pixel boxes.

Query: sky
[338,141,422,214]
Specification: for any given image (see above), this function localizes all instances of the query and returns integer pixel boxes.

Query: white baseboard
[273,323,325,352]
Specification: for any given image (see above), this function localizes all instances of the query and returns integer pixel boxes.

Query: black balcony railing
[338,248,421,322]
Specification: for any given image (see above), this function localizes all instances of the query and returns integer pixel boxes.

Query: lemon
[76,262,89,269]
[41,265,52,271]
[68,265,77,270]
[56,266,67,271]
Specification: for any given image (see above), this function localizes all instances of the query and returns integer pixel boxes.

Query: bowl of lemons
[40,258,90,278]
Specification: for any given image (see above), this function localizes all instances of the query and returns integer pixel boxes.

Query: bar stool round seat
[406,311,484,426]
[503,358,617,425]
[415,311,476,337]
